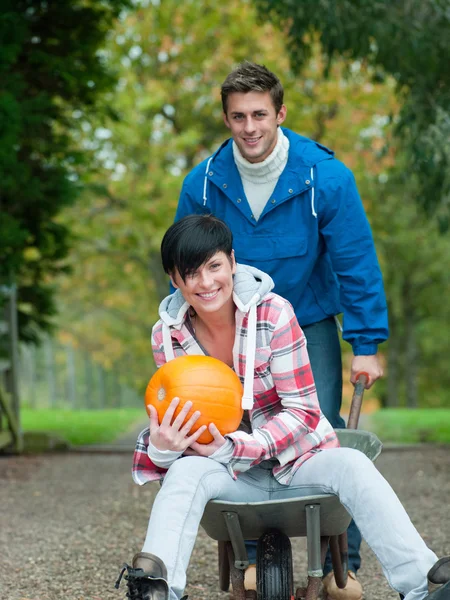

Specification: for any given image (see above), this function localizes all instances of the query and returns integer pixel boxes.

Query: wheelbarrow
[200,373,382,600]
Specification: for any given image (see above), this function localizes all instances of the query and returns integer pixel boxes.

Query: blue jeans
[143,453,436,600]
[246,317,362,576]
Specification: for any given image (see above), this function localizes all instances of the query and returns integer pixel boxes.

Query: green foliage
[370,409,450,444]
[21,407,144,446]
[47,1,449,406]
[56,0,398,389]
[56,0,299,386]
[254,0,450,221]
[0,0,130,343]
[253,0,450,407]
[353,159,450,409]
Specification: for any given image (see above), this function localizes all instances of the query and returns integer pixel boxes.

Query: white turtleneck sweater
[232,127,290,221]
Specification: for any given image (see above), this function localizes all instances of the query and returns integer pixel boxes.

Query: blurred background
[1,0,449,450]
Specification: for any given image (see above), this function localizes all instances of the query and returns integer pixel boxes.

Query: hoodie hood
[158,263,274,410]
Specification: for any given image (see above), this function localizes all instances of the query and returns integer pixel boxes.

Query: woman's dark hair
[161,214,233,282]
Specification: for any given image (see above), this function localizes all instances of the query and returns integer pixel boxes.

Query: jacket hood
[201,128,334,218]
[206,128,333,170]
[158,263,274,411]
[283,128,334,166]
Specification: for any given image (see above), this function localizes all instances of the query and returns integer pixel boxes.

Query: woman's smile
[196,289,220,300]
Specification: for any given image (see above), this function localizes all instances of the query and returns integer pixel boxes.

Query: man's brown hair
[221,61,284,114]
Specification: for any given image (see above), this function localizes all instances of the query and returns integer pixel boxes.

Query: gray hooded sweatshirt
[157,263,274,410]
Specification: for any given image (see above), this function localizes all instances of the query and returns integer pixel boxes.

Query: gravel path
[1,446,449,600]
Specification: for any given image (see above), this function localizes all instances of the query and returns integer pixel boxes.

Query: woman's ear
[231,250,237,274]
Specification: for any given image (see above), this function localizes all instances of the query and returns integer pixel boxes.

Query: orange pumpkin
[145,355,244,444]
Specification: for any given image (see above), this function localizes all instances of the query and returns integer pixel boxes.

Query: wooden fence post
[0,283,23,452]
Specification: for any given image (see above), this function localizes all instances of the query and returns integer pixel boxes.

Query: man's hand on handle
[351,354,383,389]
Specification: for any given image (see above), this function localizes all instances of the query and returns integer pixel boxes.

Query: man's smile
[243,136,262,145]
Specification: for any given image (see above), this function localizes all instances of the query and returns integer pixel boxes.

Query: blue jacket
[175,128,388,355]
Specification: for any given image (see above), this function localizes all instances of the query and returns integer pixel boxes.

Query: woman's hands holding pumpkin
[186,423,227,457]
[148,397,207,452]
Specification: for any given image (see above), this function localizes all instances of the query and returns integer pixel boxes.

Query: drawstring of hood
[241,304,257,409]
[157,264,274,411]
[310,166,317,218]
[203,156,214,206]
[162,323,175,361]
[202,135,318,218]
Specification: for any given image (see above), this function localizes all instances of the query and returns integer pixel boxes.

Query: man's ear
[276,104,287,126]
[223,111,231,130]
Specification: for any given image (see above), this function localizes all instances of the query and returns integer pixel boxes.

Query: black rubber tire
[256,530,293,600]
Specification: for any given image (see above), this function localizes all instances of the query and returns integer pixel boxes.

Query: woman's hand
[187,423,227,457]
[148,397,207,452]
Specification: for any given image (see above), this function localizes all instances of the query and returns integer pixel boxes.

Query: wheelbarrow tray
[201,430,382,542]
[201,493,352,542]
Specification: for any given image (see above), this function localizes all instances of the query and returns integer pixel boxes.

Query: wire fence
[19,337,142,410]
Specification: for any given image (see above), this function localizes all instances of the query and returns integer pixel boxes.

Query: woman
[116,215,449,600]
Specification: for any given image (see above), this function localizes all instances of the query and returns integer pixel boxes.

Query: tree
[368,168,450,408]
[253,0,450,225]
[253,0,450,407]
[56,0,398,389]
[0,0,130,343]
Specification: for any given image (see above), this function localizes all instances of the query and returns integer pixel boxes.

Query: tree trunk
[149,251,170,303]
[385,302,400,408]
[405,314,419,408]
[402,279,419,409]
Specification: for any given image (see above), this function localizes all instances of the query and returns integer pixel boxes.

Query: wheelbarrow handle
[347,372,369,430]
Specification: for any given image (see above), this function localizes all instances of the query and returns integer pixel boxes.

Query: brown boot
[228,564,257,599]
[115,552,172,600]
[244,565,257,591]
[322,571,363,600]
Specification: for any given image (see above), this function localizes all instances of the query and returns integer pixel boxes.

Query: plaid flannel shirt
[132,292,339,486]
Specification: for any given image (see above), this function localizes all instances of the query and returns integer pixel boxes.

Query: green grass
[369,408,450,444]
[21,407,146,446]
[20,407,450,447]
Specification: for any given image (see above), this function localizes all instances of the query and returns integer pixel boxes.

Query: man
[174,61,388,600]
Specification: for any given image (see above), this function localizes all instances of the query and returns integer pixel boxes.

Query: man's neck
[232,128,289,183]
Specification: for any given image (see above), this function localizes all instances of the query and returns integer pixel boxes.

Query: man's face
[223,91,287,163]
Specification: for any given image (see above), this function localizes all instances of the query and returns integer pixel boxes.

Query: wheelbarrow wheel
[257,530,293,600]
[218,541,231,592]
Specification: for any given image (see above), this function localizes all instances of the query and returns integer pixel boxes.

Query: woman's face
[170,251,236,316]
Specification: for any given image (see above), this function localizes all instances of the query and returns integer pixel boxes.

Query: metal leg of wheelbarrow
[218,541,231,591]
[221,511,248,600]
[330,532,349,588]
[296,504,329,600]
